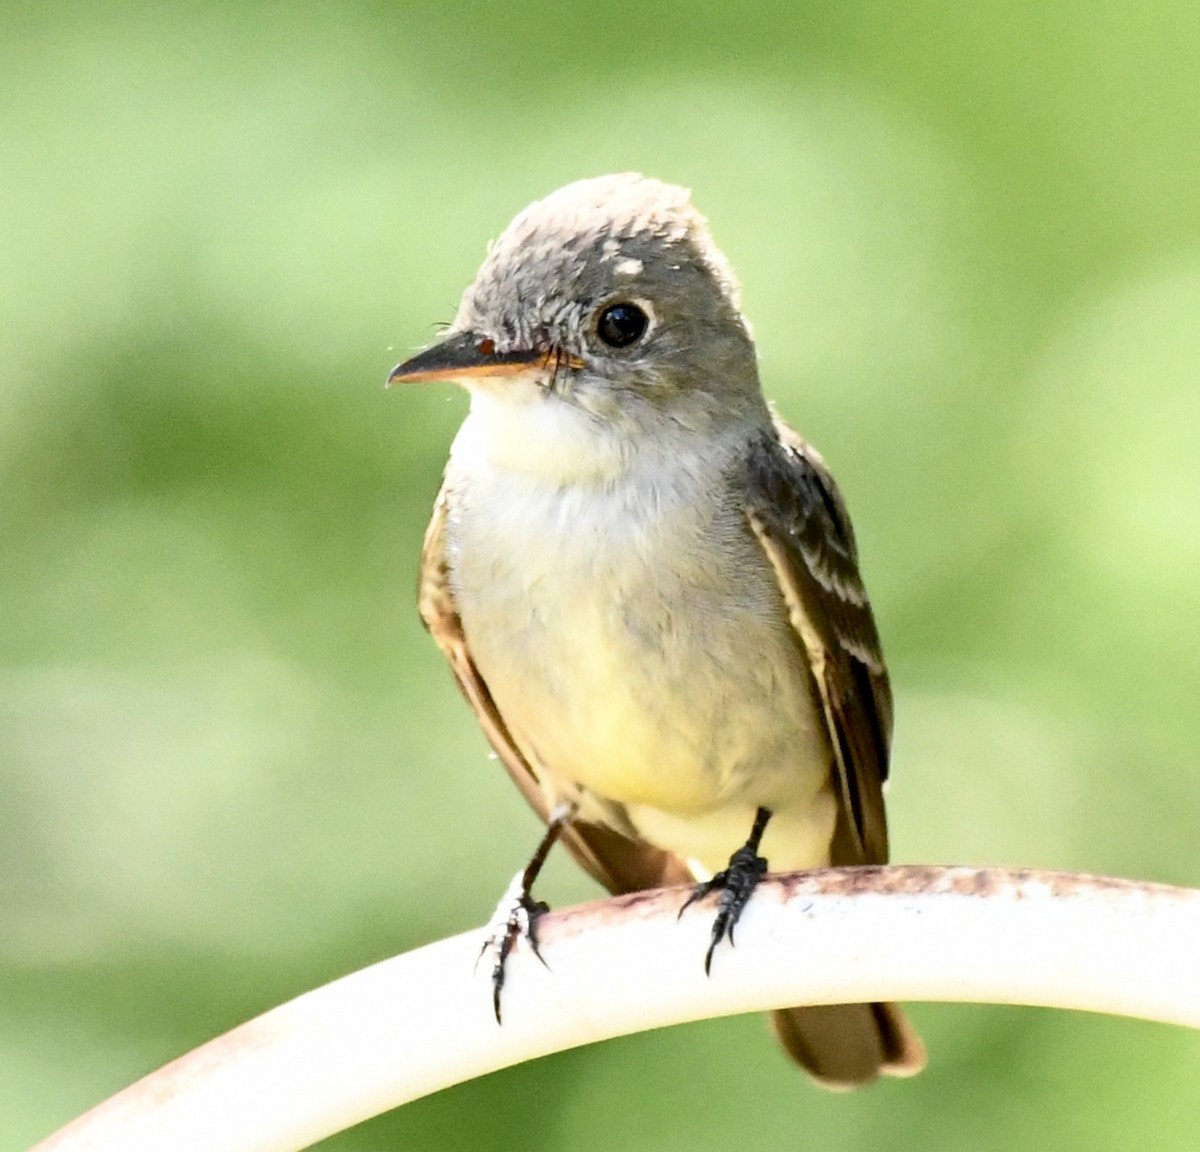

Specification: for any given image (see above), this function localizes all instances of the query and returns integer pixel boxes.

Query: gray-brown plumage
[390,173,925,1087]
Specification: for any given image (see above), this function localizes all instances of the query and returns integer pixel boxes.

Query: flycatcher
[388,173,925,1088]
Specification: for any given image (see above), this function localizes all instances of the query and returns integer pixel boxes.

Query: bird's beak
[387,331,582,386]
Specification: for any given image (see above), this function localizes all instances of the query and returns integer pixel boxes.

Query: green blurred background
[4,1,1200,1148]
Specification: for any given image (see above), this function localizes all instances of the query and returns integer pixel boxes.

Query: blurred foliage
[4,1,1200,1148]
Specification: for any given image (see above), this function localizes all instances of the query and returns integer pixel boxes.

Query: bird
[387,173,925,1088]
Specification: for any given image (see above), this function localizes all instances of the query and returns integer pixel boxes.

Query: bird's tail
[771,1001,926,1089]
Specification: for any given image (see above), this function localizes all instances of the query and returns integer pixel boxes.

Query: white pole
[33,866,1200,1152]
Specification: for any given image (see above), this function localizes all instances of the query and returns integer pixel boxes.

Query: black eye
[596,302,649,348]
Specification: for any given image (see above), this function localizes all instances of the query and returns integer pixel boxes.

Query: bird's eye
[596,302,649,348]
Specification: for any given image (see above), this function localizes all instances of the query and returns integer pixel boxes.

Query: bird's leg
[679,806,772,974]
[481,802,574,1023]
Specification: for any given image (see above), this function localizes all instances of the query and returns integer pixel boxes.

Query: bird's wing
[743,419,925,1083]
[419,478,694,894]
[742,415,893,865]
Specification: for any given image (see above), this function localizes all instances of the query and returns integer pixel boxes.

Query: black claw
[677,879,715,920]
[524,899,551,969]
[482,811,571,1025]
[491,936,511,1023]
[487,891,548,1024]
[681,808,773,975]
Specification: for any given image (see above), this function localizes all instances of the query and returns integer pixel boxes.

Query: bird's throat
[457,386,632,485]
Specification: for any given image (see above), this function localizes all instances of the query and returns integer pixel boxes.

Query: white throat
[454,383,633,485]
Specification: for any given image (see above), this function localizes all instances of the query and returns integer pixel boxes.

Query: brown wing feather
[743,415,893,866]
[745,417,924,1085]
[418,479,692,895]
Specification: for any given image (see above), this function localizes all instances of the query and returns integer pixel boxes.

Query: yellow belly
[482,594,831,822]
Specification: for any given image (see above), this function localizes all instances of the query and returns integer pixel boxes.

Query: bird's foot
[681,846,768,974]
[479,870,550,1023]
[678,806,773,974]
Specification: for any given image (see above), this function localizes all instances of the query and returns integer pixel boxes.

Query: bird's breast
[443,435,831,826]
